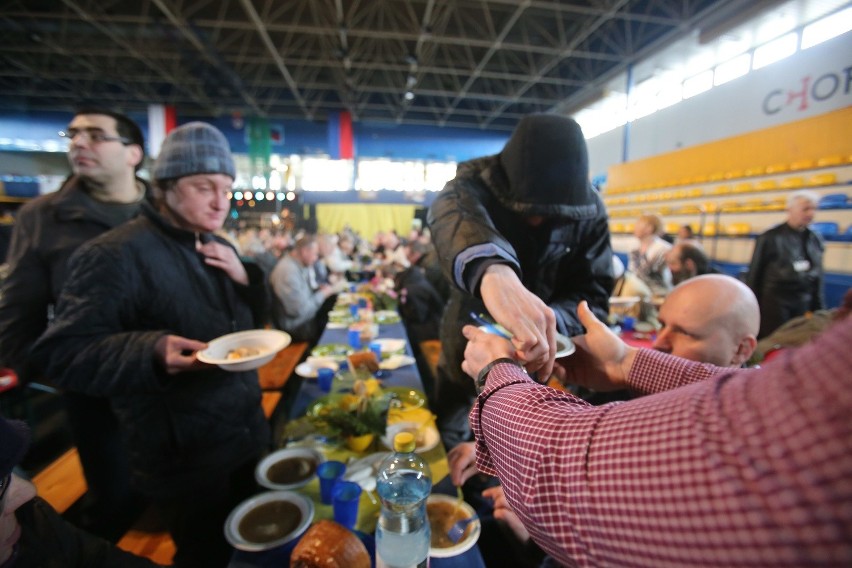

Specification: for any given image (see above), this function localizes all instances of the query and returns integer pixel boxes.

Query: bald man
[653,274,759,367]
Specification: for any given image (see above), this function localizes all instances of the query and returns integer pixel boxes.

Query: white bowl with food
[197,329,291,371]
[381,420,439,454]
[255,447,325,491]
[427,494,481,557]
[224,490,313,552]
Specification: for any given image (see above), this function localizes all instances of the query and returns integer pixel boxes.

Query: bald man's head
[653,274,759,366]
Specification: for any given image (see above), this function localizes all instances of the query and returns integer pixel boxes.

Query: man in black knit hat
[428,113,613,449]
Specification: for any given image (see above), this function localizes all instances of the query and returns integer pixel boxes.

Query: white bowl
[427,494,481,558]
[295,358,340,379]
[197,329,291,371]
[224,490,313,552]
[255,447,325,490]
[372,338,407,354]
[381,421,439,454]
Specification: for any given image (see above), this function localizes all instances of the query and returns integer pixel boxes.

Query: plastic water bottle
[376,432,432,568]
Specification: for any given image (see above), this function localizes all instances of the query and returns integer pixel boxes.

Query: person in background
[0,108,148,538]
[0,415,162,567]
[628,213,672,297]
[33,122,269,568]
[676,223,696,242]
[666,240,719,286]
[317,232,354,277]
[460,298,852,567]
[747,189,824,338]
[653,274,759,367]
[270,235,347,343]
[428,113,613,448]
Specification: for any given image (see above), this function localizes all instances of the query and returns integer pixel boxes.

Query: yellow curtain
[315,204,417,237]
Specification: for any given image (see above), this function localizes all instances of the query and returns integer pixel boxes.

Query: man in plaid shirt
[463,300,852,567]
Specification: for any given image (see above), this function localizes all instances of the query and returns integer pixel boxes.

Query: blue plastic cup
[623,316,635,332]
[317,367,335,393]
[348,328,362,350]
[332,481,362,530]
[369,341,382,362]
[349,303,359,319]
[317,460,346,504]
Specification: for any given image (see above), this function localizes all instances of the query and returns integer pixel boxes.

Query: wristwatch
[475,357,524,394]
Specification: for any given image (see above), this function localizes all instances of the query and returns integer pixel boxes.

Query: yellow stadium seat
[611,222,625,233]
[724,169,744,180]
[702,201,719,213]
[790,159,815,171]
[624,223,635,233]
[720,200,740,212]
[702,223,719,237]
[712,185,732,195]
[745,166,765,177]
[725,222,751,236]
[744,198,764,211]
[816,155,842,168]
[733,182,753,193]
[665,222,680,234]
[679,205,702,214]
[688,188,703,197]
[781,176,805,189]
[674,189,689,199]
[693,175,709,184]
[658,206,672,215]
[765,163,789,174]
[766,197,787,211]
[755,179,778,191]
[807,173,837,186]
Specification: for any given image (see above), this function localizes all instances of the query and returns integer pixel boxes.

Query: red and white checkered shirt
[471,318,852,567]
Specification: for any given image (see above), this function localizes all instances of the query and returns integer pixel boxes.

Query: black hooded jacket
[32,204,269,498]
[428,114,613,395]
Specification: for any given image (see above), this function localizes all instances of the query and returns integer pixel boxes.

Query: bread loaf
[290,519,370,568]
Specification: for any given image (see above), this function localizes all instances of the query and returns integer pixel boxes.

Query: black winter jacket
[33,205,269,498]
[0,175,149,380]
[428,146,613,394]
[747,222,824,310]
[13,497,161,567]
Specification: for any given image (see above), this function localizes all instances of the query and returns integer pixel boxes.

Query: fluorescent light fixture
[752,32,798,69]
[714,53,751,86]
[683,70,713,99]
[801,6,852,49]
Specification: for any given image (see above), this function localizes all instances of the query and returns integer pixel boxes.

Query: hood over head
[495,114,598,218]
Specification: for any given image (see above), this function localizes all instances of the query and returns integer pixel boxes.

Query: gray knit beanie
[152,122,236,182]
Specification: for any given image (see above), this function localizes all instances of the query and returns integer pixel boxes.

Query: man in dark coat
[34,123,269,567]
[0,415,161,567]
[428,113,613,447]
[747,190,824,338]
[0,108,148,537]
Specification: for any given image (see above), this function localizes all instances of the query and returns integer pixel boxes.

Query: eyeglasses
[0,473,11,512]
[59,128,131,145]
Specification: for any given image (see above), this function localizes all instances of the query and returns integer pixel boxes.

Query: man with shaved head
[653,273,759,367]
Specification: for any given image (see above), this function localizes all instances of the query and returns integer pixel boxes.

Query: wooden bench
[32,448,87,514]
[257,341,309,390]
[418,339,442,385]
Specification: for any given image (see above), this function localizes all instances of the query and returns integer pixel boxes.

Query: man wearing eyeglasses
[0,108,149,539]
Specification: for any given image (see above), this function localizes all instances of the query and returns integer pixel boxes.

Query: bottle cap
[393,432,416,453]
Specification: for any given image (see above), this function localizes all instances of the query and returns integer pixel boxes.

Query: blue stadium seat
[810,222,839,237]
[818,193,850,209]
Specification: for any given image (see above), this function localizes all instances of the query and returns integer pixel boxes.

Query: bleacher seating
[810,222,839,237]
[818,193,850,209]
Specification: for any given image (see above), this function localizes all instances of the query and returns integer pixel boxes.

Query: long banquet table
[230,318,486,568]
